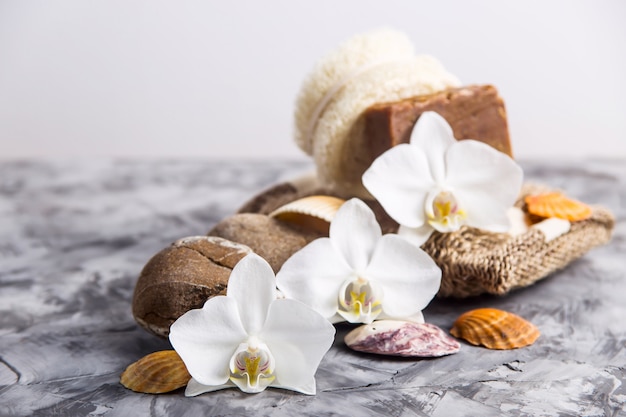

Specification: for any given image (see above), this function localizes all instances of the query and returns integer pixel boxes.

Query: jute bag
[425,184,614,297]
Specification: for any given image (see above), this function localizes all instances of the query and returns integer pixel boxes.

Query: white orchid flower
[362,111,523,246]
[169,253,335,396]
[275,198,442,325]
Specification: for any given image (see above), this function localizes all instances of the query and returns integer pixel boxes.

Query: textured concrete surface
[0,159,624,417]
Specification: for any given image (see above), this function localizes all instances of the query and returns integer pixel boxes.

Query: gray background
[1,0,625,160]
[0,159,624,416]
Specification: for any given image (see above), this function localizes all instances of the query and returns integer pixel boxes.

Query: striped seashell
[120,350,191,394]
[269,195,345,234]
[345,320,460,357]
[450,308,540,350]
[525,192,592,222]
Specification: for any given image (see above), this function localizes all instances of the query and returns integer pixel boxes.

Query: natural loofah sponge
[294,29,460,197]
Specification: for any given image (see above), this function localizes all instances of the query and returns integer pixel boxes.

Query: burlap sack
[239,181,614,298]
[426,184,614,297]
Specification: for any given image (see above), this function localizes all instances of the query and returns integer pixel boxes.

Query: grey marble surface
[0,159,624,417]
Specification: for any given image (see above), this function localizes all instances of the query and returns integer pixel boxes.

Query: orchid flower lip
[337,275,383,324]
[427,189,467,233]
[229,340,276,393]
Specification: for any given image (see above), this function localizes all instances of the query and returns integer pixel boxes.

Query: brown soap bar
[364,85,512,161]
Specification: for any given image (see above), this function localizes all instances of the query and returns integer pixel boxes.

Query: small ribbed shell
[450,308,540,350]
[270,195,345,234]
[525,192,592,222]
[120,350,191,394]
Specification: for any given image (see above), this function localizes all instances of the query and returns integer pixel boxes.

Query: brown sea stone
[132,236,253,338]
[237,182,301,215]
[237,173,322,216]
[208,213,324,273]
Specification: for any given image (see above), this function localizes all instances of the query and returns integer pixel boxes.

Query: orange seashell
[450,308,540,350]
[120,350,191,394]
[270,195,345,234]
[525,192,592,222]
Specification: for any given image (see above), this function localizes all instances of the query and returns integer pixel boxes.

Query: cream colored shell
[270,195,345,234]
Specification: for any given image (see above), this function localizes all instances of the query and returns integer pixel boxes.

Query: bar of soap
[363,84,513,161]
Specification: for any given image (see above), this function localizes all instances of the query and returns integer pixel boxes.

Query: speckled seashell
[525,192,592,222]
[344,320,460,357]
[450,308,540,350]
[269,195,345,234]
[120,350,191,394]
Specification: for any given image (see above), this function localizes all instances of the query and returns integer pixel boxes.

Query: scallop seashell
[345,320,460,357]
[450,308,540,350]
[120,350,191,394]
[269,195,345,234]
[525,192,592,222]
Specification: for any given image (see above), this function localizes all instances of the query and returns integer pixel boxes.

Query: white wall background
[0,0,625,160]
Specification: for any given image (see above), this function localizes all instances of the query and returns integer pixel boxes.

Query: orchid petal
[404,310,425,324]
[362,144,435,228]
[226,253,276,335]
[276,238,353,319]
[378,310,425,324]
[365,234,441,318]
[273,378,316,396]
[397,224,435,247]
[184,378,233,397]
[409,111,455,182]
[328,313,345,324]
[445,140,523,230]
[169,297,247,387]
[261,299,335,394]
[329,199,381,272]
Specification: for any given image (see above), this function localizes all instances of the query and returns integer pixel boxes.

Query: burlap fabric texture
[239,182,614,298]
[426,184,614,297]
